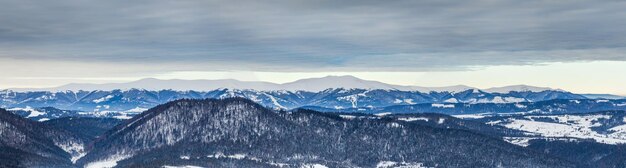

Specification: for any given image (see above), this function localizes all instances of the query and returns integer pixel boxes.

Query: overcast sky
[1,0,625,94]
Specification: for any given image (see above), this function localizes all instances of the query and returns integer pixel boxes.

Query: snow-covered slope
[473,111,626,145]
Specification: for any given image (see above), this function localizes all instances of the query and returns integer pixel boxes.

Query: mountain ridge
[1,88,588,115]
[6,75,567,94]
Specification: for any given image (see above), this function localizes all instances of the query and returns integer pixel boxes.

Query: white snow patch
[124,107,149,113]
[388,122,402,128]
[93,95,114,103]
[229,154,246,159]
[206,153,249,160]
[300,164,328,168]
[596,99,610,103]
[403,99,416,105]
[377,161,398,168]
[84,154,131,168]
[9,106,46,118]
[453,114,486,119]
[376,161,428,168]
[486,120,502,125]
[375,112,392,116]
[490,96,526,103]
[26,109,45,118]
[514,103,527,108]
[113,114,133,120]
[162,166,204,168]
[437,118,446,124]
[443,98,458,103]
[503,137,532,147]
[398,117,429,122]
[503,137,582,147]
[431,104,454,108]
[337,95,359,108]
[339,115,356,120]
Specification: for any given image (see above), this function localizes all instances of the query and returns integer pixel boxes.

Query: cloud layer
[1,0,626,71]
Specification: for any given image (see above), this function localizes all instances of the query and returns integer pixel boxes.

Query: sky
[1,0,625,95]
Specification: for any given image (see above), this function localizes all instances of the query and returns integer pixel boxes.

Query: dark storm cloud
[1,0,625,71]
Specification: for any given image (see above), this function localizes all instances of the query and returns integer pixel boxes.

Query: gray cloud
[1,0,625,71]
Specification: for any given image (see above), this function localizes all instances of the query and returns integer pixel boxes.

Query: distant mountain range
[1,75,623,122]
[8,75,563,93]
[1,87,589,116]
